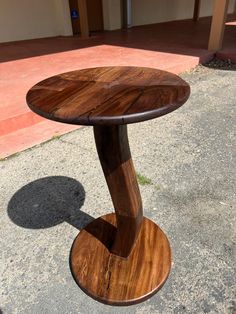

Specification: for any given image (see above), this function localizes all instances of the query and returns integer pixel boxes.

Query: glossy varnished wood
[26,66,190,125]
[70,213,171,305]
[94,125,142,258]
[26,67,190,305]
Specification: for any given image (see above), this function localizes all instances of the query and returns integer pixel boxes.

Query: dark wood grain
[70,213,171,306]
[70,124,171,305]
[26,67,189,305]
[26,66,190,125]
[94,124,143,258]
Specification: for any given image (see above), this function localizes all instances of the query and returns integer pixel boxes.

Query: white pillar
[55,0,73,36]
[102,0,122,30]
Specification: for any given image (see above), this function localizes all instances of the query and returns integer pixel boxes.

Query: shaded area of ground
[204,57,236,70]
[0,67,235,313]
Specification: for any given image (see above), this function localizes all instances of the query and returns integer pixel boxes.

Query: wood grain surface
[94,124,143,258]
[26,66,190,125]
[26,66,187,305]
[70,213,172,305]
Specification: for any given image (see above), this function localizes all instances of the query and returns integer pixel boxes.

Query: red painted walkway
[0,15,235,158]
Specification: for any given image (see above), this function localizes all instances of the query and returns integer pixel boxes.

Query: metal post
[122,0,132,28]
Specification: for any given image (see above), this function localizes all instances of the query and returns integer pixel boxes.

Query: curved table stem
[94,125,143,258]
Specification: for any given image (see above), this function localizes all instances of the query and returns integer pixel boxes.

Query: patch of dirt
[203,57,236,70]
[182,57,236,76]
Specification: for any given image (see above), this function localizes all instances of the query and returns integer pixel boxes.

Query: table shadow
[7,176,93,230]
[7,176,116,249]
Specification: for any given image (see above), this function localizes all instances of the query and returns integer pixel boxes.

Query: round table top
[26,66,190,126]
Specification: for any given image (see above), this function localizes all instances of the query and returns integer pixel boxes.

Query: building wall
[132,0,236,26]
[0,0,72,43]
[102,0,122,30]
[54,0,73,36]
[0,0,235,42]
[0,0,120,42]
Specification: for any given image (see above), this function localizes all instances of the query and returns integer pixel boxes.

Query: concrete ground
[0,66,235,314]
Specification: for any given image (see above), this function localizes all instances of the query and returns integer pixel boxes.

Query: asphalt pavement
[0,66,235,314]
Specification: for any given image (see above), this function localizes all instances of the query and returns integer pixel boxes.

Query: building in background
[0,0,235,50]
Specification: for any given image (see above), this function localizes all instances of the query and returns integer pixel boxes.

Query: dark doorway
[69,0,104,35]
[87,0,104,32]
[69,0,81,35]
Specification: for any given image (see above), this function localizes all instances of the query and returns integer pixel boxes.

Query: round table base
[70,213,171,306]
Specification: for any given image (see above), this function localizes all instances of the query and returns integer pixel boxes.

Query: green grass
[51,133,61,140]
[136,172,152,186]
[0,152,20,161]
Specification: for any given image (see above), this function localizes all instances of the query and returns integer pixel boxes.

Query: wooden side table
[26,66,190,306]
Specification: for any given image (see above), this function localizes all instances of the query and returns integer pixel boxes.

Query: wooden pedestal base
[70,213,171,306]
